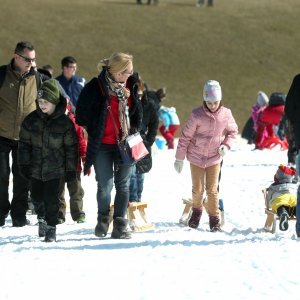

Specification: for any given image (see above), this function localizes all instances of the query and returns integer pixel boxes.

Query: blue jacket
[56,74,85,107]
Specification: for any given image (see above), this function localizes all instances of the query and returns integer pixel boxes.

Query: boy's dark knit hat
[38,79,60,105]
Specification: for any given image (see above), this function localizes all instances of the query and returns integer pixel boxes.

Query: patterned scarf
[106,71,131,142]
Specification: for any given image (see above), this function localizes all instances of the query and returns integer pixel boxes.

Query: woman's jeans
[94,145,132,220]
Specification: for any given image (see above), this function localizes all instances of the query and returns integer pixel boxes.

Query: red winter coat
[254,104,285,149]
[259,105,284,125]
[67,104,87,173]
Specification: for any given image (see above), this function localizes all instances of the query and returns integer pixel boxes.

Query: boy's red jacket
[67,103,87,173]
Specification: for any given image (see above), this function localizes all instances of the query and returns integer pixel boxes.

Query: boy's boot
[277,206,289,231]
[95,215,110,237]
[44,225,56,242]
[188,208,202,228]
[209,215,222,232]
[38,218,47,237]
[111,217,131,239]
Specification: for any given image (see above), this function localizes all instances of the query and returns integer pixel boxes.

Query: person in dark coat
[75,52,143,239]
[18,79,78,242]
[129,76,159,202]
[284,74,300,238]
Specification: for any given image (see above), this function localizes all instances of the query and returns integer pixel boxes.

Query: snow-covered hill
[1,136,299,300]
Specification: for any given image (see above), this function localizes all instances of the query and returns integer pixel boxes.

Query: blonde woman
[76,52,142,239]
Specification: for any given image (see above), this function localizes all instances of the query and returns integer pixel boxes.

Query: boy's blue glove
[174,160,184,174]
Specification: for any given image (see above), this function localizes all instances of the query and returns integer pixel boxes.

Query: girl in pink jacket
[174,80,238,232]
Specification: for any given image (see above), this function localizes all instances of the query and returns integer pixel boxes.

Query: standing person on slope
[174,80,238,232]
[75,52,142,239]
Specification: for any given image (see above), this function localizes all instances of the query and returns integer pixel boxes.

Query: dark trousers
[31,178,60,226]
[0,137,29,220]
[58,173,85,221]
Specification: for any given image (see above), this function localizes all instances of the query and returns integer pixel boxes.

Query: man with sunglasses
[0,41,42,227]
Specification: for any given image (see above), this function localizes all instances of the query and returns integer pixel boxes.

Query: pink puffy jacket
[175,105,238,168]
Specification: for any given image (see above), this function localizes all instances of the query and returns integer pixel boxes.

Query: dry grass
[1,0,300,130]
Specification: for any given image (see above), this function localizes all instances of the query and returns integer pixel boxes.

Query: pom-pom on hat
[38,79,60,105]
[203,80,222,102]
[256,91,269,107]
[274,164,296,183]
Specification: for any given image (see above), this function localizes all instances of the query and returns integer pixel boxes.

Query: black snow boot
[188,207,202,229]
[209,215,222,232]
[278,206,289,231]
[38,218,47,237]
[111,217,131,239]
[44,225,56,242]
[95,215,110,237]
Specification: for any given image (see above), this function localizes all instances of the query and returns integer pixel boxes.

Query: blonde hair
[97,52,133,74]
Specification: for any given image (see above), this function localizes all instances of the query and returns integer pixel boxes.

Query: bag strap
[97,78,121,144]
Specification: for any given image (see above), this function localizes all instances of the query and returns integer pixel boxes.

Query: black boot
[95,215,110,237]
[188,208,202,228]
[111,217,131,239]
[277,206,289,231]
[45,225,56,242]
[209,215,222,232]
[38,218,47,237]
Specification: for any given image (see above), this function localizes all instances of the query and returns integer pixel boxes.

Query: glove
[218,145,229,157]
[174,160,184,174]
[81,156,91,176]
[65,171,77,183]
[19,166,31,180]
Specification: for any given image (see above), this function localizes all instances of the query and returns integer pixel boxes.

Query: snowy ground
[1,136,299,300]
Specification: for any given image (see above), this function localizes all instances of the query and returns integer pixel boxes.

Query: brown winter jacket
[0,63,38,140]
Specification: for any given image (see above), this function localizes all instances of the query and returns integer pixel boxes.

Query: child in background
[129,76,159,202]
[174,80,238,232]
[251,91,269,139]
[57,98,88,224]
[266,164,297,231]
[254,92,286,150]
[18,79,78,242]
[158,106,180,149]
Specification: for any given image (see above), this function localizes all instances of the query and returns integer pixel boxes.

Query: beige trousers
[190,163,221,217]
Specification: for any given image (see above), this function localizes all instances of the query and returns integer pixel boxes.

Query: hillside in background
[1,0,300,130]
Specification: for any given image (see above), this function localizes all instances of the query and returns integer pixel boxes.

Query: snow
[1,136,300,300]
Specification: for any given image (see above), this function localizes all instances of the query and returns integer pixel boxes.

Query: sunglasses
[17,53,36,63]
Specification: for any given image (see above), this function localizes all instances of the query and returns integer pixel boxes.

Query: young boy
[266,164,297,231]
[18,79,78,242]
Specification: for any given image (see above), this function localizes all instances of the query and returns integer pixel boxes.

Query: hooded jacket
[18,96,78,181]
[175,105,238,168]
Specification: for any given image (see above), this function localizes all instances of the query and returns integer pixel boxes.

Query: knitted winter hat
[203,80,222,102]
[256,91,269,107]
[274,164,296,183]
[38,79,60,105]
